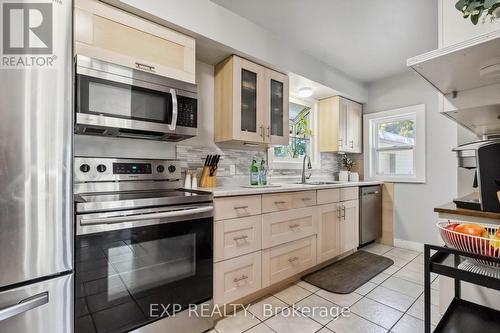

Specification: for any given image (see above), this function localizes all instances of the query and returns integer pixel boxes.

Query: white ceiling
[289,72,340,101]
[212,0,438,83]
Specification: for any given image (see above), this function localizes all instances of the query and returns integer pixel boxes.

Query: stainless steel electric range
[73,157,213,333]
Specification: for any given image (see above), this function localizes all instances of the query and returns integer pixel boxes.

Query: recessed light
[298,87,313,98]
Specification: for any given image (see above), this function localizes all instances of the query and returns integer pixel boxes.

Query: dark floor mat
[302,250,394,294]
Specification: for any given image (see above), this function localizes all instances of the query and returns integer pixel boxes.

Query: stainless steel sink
[294,181,344,185]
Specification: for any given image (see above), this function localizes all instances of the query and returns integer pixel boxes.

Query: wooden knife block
[200,166,217,188]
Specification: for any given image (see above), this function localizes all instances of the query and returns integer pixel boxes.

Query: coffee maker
[453,141,500,213]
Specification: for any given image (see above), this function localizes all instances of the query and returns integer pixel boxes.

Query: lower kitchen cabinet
[262,236,317,287]
[214,251,262,305]
[317,203,340,263]
[212,187,360,306]
[339,199,359,253]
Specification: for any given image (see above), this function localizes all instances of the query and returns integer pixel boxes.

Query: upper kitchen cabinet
[215,55,289,145]
[319,96,362,153]
[74,0,196,84]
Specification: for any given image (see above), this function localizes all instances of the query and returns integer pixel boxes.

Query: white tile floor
[213,244,440,333]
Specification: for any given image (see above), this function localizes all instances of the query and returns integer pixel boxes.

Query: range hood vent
[407,30,500,138]
[407,30,500,94]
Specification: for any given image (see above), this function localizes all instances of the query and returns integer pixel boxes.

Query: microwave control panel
[176,96,197,128]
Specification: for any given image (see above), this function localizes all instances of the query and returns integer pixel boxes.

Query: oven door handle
[80,206,213,226]
[169,88,178,131]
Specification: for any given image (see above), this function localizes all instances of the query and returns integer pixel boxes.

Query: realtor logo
[1,1,57,67]
[2,2,52,54]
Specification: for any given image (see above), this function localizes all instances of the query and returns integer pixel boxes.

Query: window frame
[268,96,320,170]
[364,104,426,183]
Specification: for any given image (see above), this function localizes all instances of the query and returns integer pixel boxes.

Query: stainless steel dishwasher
[359,185,383,247]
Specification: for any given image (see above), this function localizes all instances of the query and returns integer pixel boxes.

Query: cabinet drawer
[262,191,316,213]
[262,236,317,287]
[262,207,317,249]
[214,252,262,305]
[341,187,358,201]
[317,189,340,205]
[214,195,261,221]
[214,216,262,262]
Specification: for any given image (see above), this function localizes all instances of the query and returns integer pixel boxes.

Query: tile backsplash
[176,144,363,186]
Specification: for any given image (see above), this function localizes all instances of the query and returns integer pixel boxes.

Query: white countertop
[200,180,383,197]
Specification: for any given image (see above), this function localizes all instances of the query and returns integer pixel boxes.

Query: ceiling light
[298,87,313,98]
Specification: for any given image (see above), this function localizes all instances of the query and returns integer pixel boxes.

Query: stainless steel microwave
[75,55,198,141]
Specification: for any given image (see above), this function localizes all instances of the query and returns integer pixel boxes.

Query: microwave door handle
[80,206,213,226]
[169,88,178,131]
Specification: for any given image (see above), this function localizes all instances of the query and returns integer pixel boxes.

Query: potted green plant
[339,154,355,181]
[455,0,500,25]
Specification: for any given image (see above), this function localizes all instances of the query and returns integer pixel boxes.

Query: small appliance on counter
[453,140,500,213]
[73,157,214,333]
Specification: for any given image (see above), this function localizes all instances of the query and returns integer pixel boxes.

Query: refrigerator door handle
[0,292,49,322]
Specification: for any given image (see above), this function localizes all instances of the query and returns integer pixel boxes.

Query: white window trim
[363,104,426,183]
[268,96,320,170]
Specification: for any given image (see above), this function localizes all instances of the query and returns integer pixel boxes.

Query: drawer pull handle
[342,205,346,220]
[234,205,249,210]
[337,207,341,219]
[289,223,300,229]
[135,62,155,72]
[274,201,287,205]
[301,197,312,201]
[233,275,249,283]
[288,256,299,263]
[233,235,249,241]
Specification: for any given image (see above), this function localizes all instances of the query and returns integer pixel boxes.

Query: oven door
[75,56,197,141]
[74,204,213,333]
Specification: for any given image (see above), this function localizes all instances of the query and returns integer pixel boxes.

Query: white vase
[339,170,349,182]
[349,172,359,182]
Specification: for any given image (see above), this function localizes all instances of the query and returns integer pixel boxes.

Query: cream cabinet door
[345,100,362,153]
[214,251,262,305]
[339,199,359,253]
[338,97,348,151]
[317,204,340,263]
[264,69,289,145]
[262,236,317,287]
[214,195,262,221]
[214,215,262,262]
[262,207,317,248]
[232,56,267,143]
[74,0,196,83]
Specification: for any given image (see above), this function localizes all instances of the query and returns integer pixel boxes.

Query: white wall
[439,0,500,47]
[364,70,457,246]
[104,0,367,102]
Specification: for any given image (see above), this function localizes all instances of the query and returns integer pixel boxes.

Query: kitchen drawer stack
[213,188,359,305]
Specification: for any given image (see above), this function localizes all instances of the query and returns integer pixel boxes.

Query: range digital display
[113,163,152,174]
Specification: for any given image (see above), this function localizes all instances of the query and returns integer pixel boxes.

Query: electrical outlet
[229,164,236,175]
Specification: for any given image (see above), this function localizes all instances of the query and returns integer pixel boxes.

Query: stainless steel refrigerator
[0,0,73,332]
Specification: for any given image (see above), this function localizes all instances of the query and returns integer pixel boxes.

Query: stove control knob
[80,164,90,173]
[168,165,176,173]
[96,164,107,173]
[157,165,165,173]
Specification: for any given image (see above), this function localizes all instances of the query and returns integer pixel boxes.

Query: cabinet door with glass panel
[265,70,289,145]
[215,56,266,143]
